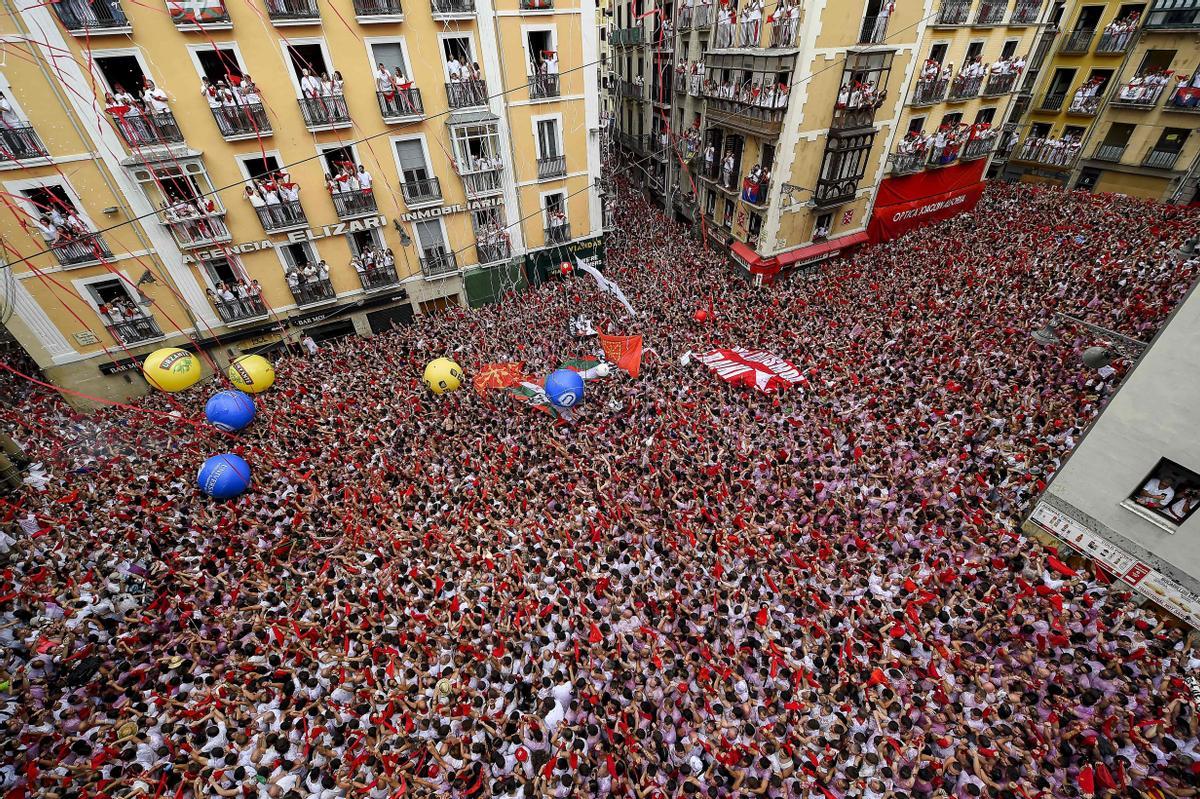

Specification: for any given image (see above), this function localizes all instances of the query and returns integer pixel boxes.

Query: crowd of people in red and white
[2,180,1200,799]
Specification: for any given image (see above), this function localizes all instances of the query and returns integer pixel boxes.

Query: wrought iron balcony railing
[888,150,925,175]
[169,1,229,26]
[948,74,984,100]
[106,314,163,344]
[476,240,511,265]
[254,200,307,232]
[0,124,48,161]
[358,263,400,290]
[771,15,800,46]
[331,191,378,220]
[353,0,404,16]
[537,155,566,180]
[431,0,475,17]
[1016,139,1079,167]
[974,1,1006,24]
[520,0,554,8]
[377,88,424,120]
[911,77,949,105]
[982,72,1018,96]
[212,292,268,324]
[1111,83,1165,108]
[545,224,571,245]
[927,143,960,167]
[165,213,231,249]
[111,110,184,148]
[445,80,488,109]
[961,137,995,160]
[1011,0,1041,24]
[1095,29,1135,54]
[289,277,336,306]
[1166,87,1200,112]
[53,0,130,33]
[50,233,113,267]
[1059,28,1096,54]
[858,15,888,44]
[529,73,560,100]
[210,103,272,139]
[420,248,458,277]
[298,96,351,128]
[1092,143,1127,162]
[265,0,320,22]
[460,167,502,199]
[401,176,441,205]
[934,1,970,25]
[1040,92,1066,111]
[1142,149,1180,169]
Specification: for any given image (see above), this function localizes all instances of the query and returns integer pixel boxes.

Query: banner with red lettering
[696,348,803,393]
[868,159,987,243]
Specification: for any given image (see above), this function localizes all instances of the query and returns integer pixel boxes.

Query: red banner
[598,333,643,378]
[696,348,802,393]
[869,160,987,243]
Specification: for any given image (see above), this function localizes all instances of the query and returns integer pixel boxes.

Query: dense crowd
[2,181,1200,799]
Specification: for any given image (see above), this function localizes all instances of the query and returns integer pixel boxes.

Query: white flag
[576,259,637,318]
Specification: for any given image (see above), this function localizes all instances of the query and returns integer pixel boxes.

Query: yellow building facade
[0,0,603,401]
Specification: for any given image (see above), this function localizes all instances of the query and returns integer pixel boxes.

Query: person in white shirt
[356,165,373,192]
[299,68,321,98]
[1136,475,1175,511]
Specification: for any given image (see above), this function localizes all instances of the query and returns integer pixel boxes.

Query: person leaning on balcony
[317,260,330,284]
[200,78,220,108]
[332,71,345,96]
[285,268,300,294]
[240,75,261,105]
[279,178,300,204]
[351,253,367,282]
[243,185,266,210]
[142,81,170,114]
[356,165,373,194]
[299,68,321,98]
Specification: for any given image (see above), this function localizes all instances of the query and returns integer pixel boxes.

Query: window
[964,41,984,63]
[86,277,137,308]
[1072,5,1104,29]
[320,145,358,175]
[537,118,561,158]
[928,43,948,64]
[280,242,319,270]
[526,29,556,74]
[441,36,475,79]
[1135,48,1177,73]
[1101,122,1135,147]
[722,199,734,230]
[544,192,565,219]
[814,212,833,238]
[286,43,331,87]
[201,254,245,287]
[369,41,410,80]
[705,189,716,217]
[941,111,963,128]
[94,53,148,96]
[21,185,83,227]
[1001,39,1019,59]
[974,107,996,125]
[394,139,433,184]
[1047,67,1077,96]
[816,132,873,203]
[907,116,926,134]
[1153,127,1190,153]
[760,143,776,171]
[1029,121,1052,138]
[415,218,448,255]
[193,45,243,84]
[132,161,221,213]
[1128,458,1200,528]
[747,212,762,241]
[239,153,282,181]
[346,227,385,255]
[450,123,501,170]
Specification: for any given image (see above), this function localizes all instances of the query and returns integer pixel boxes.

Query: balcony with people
[207,282,269,325]
[420,247,458,277]
[0,94,48,163]
[105,83,184,152]
[52,0,130,34]
[168,0,230,28]
[297,70,350,130]
[982,58,1025,96]
[374,65,423,122]
[457,155,502,199]
[351,246,401,291]
[831,78,886,130]
[1096,13,1141,54]
[100,302,164,345]
[201,77,272,140]
[974,0,1006,24]
[1058,26,1096,54]
[948,70,985,101]
[325,166,378,220]
[529,72,560,101]
[912,59,950,105]
[431,0,475,18]
[265,0,320,23]
[1014,132,1082,168]
[1167,81,1200,112]
[961,127,997,160]
[703,56,793,137]
[520,0,553,8]
[243,174,306,234]
[933,0,971,26]
[1066,76,1109,116]
[619,78,644,100]
[1010,0,1042,24]
[770,1,803,47]
[889,130,927,175]
[285,262,336,307]
[43,219,114,268]
[475,223,511,265]
[713,0,768,49]
[740,164,770,208]
[401,175,441,206]
[1112,70,1172,109]
[858,3,892,45]
[545,212,571,245]
[445,77,488,109]
[160,196,231,250]
[353,0,404,19]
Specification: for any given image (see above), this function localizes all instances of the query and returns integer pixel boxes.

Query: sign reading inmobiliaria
[696,348,803,393]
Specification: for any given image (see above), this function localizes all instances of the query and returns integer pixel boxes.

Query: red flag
[1046,555,1077,577]
[754,608,768,626]
[1078,764,1095,796]
[588,623,602,643]
[598,332,644,378]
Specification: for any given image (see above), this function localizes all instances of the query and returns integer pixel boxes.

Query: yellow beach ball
[227,354,276,394]
[423,358,464,395]
[141,347,202,393]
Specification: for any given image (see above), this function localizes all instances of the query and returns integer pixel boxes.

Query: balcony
[529,73,560,100]
[888,150,925,175]
[297,96,351,130]
[106,313,163,345]
[111,110,184,149]
[265,0,319,23]
[164,212,231,249]
[813,177,860,207]
[401,176,441,206]
[1142,149,1181,169]
[611,26,644,46]
[911,77,949,106]
[420,249,458,277]
[831,103,878,130]
[537,155,566,180]
[169,1,230,28]
[1039,92,1066,111]
[0,124,48,162]
[1095,29,1135,54]
[210,103,272,139]
[927,143,960,167]
[460,167,502,199]
[545,224,571,245]
[476,240,511,265]
[1112,83,1166,109]
[50,233,113,267]
[713,24,738,48]
[431,0,475,18]
[1010,0,1041,24]
[771,16,800,47]
[357,263,400,291]
[858,15,889,44]
[353,0,404,18]
[741,176,769,208]
[961,137,994,160]
[520,0,554,8]
[377,88,424,122]
[982,72,1018,96]
[445,80,488,109]
[1015,139,1079,167]
[1066,92,1103,116]
[254,200,307,233]
[289,277,336,307]
[948,74,984,101]
[603,203,615,230]
[1092,143,1127,162]
[52,0,130,34]
[1059,28,1096,54]
[212,292,269,324]
[974,1,1005,24]
[933,1,971,26]
[331,191,378,220]
[619,79,643,100]
[1166,87,1200,112]
[694,4,715,29]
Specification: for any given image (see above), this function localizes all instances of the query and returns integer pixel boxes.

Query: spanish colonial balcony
[1039,92,1066,112]
[1059,28,1096,54]
[331,190,378,220]
[0,124,48,162]
[1166,87,1200,112]
[813,177,860,208]
[911,77,949,106]
[168,0,231,28]
[357,263,400,291]
[520,0,554,8]
[476,240,511,266]
[353,0,404,19]
[961,137,995,161]
[431,0,475,19]
[611,27,644,46]
[529,73,560,100]
[1095,29,1135,55]
[50,232,113,267]
[445,80,488,110]
[948,74,984,100]
[933,1,970,26]
[210,103,272,140]
[537,155,566,180]
[265,0,320,23]
[888,150,925,176]
[401,176,441,206]
[1111,83,1165,109]
[1016,140,1078,168]
[164,212,231,249]
[1092,143,1127,162]
[52,0,130,34]
[420,249,458,277]
[713,24,738,48]
[830,103,877,130]
[211,292,268,324]
[460,166,502,199]
[858,15,889,44]
[290,277,336,307]
[297,96,351,130]
[545,224,571,245]
[927,143,960,167]
[254,200,307,233]
[1010,0,1041,24]
[675,73,688,93]
[111,110,184,149]
[377,88,424,122]
[974,1,1006,25]
[982,72,1018,96]
[1142,149,1181,170]
[106,313,163,345]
